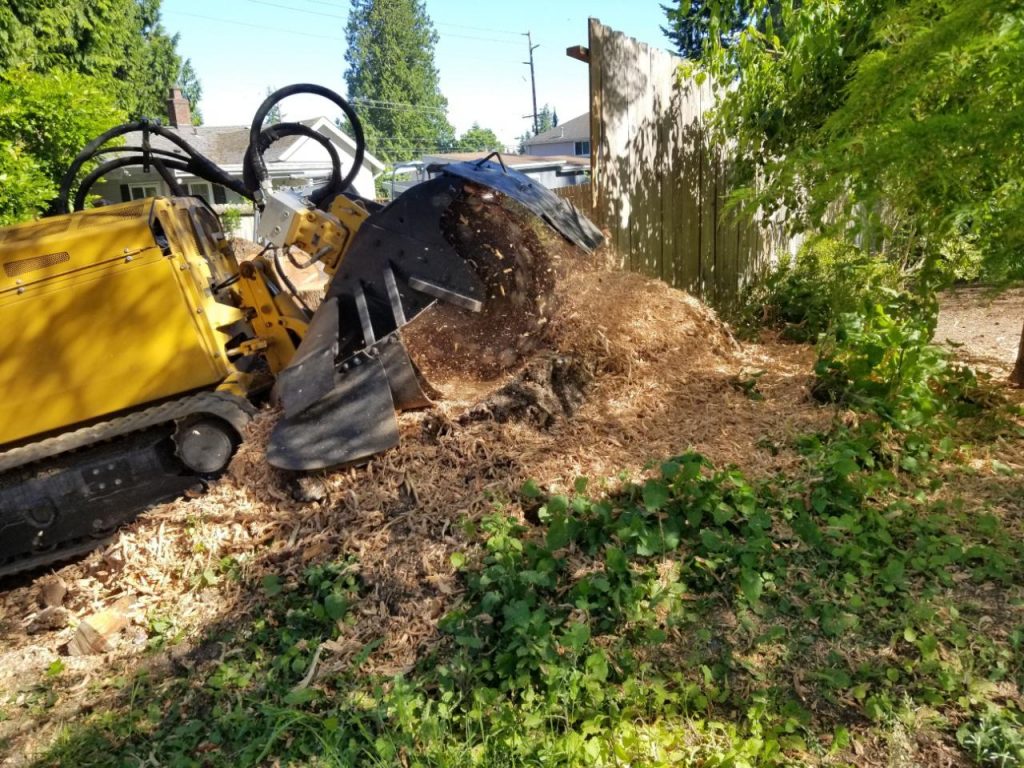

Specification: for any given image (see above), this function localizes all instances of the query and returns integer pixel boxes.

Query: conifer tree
[344,0,454,162]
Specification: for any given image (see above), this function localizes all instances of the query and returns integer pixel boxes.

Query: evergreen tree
[536,105,555,134]
[661,1,784,60]
[344,0,454,162]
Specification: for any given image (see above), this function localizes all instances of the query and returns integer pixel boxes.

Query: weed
[958,707,1024,767]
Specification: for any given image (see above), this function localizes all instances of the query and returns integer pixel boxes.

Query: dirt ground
[936,286,1024,378]
[0,256,1020,765]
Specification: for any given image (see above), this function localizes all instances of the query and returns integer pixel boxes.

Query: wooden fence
[553,183,595,223]
[586,20,789,307]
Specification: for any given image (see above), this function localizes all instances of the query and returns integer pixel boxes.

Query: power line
[243,0,345,19]
[244,0,523,37]
[350,98,447,113]
[228,0,521,44]
[165,10,345,41]
[163,10,521,64]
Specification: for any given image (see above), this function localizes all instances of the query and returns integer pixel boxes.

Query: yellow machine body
[0,198,252,447]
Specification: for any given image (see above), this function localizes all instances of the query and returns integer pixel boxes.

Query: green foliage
[217,205,247,234]
[662,0,784,60]
[0,0,202,120]
[536,104,556,135]
[26,326,1024,766]
[683,0,1024,285]
[0,69,124,224]
[732,238,903,341]
[454,123,502,153]
[344,0,454,162]
[813,292,981,429]
[958,708,1024,767]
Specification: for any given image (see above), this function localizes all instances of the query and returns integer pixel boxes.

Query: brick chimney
[166,87,192,127]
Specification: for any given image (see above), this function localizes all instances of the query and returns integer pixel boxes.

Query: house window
[573,141,591,156]
[129,183,159,200]
[186,182,212,201]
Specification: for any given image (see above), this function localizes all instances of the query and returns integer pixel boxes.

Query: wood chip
[67,597,132,656]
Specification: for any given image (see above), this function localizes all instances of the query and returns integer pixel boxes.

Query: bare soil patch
[936,286,1024,378]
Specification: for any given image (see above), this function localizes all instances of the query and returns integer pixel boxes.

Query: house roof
[523,113,590,147]
[423,152,590,171]
[137,117,385,172]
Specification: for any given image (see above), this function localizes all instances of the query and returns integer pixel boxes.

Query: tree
[536,105,555,135]
[0,0,202,121]
[0,69,124,224]
[177,59,203,125]
[344,0,454,162]
[680,0,1024,379]
[661,0,783,60]
[455,124,502,153]
[125,0,203,120]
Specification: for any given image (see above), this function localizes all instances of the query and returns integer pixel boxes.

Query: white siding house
[522,113,591,158]
[90,92,384,238]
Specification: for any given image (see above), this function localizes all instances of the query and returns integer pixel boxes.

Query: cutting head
[267,160,603,470]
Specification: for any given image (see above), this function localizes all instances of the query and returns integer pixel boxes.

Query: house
[386,152,591,198]
[522,113,591,158]
[90,88,385,237]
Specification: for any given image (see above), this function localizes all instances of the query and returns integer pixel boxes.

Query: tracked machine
[0,85,602,577]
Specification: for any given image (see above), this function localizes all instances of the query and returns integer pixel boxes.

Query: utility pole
[523,31,540,135]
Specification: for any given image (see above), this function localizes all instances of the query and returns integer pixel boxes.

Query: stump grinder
[0,85,602,576]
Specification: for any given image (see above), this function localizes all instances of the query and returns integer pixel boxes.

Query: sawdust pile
[0,244,833,758]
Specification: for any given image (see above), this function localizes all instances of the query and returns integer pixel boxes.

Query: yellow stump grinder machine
[0,84,603,577]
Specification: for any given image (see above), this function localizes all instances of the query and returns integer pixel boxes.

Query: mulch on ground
[0,231,837,763]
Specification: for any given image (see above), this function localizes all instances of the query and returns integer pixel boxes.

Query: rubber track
[0,392,256,474]
[0,392,257,579]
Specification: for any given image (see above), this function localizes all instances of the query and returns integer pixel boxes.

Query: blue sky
[161,0,672,153]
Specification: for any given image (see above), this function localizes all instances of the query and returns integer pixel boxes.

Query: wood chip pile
[0,229,834,760]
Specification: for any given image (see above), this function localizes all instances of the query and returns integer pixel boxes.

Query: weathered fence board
[587,19,789,307]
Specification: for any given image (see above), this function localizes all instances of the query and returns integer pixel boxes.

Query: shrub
[218,204,245,235]
[732,238,903,341]
[812,290,980,428]
[0,69,122,224]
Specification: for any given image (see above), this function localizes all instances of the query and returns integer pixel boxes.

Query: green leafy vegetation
[0,0,201,121]
[0,0,201,225]
[673,0,1023,284]
[30,326,1024,765]
[667,0,1024,383]
[731,238,903,342]
[0,69,124,225]
[454,123,503,154]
